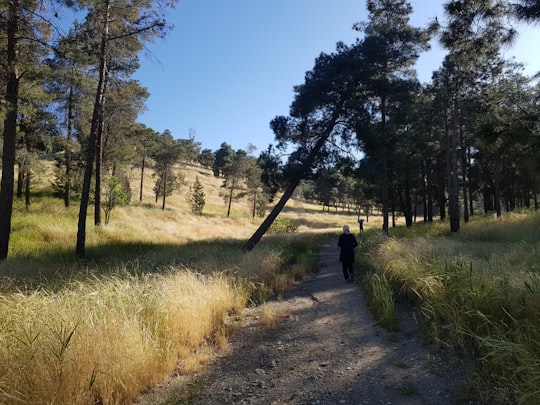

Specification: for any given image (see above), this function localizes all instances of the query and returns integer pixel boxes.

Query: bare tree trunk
[448,129,460,232]
[467,145,474,216]
[460,126,469,223]
[95,91,107,225]
[226,185,233,218]
[23,127,33,208]
[404,179,412,227]
[76,1,110,258]
[161,165,167,210]
[16,167,24,199]
[25,168,31,208]
[65,85,74,208]
[447,97,460,232]
[251,190,257,218]
[380,97,389,236]
[0,0,21,261]
[243,181,300,252]
[427,161,434,222]
[421,162,427,222]
[494,161,502,218]
[139,157,145,201]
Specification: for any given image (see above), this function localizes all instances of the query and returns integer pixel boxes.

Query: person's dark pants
[341,260,354,280]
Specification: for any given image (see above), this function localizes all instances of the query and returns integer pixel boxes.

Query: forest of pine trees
[1,0,539,259]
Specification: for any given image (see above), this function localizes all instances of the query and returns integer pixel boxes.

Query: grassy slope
[0,162,367,405]
[5,162,368,269]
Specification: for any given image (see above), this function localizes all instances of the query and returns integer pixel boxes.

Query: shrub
[268,217,297,234]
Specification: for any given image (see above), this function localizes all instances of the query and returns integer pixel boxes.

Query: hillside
[5,161,374,264]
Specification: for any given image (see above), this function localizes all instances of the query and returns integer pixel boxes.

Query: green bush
[268,217,297,234]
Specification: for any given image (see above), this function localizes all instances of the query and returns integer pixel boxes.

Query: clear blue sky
[133,0,540,154]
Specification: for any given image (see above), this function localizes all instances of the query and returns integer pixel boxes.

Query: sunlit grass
[10,166,538,403]
[0,163,365,404]
[0,235,324,404]
[366,210,540,403]
[0,269,244,404]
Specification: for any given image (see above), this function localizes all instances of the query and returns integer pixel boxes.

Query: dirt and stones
[136,239,469,405]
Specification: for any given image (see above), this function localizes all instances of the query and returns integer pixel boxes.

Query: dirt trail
[137,239,466,404]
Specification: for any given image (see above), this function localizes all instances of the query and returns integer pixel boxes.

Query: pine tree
[187,176,205,216]
[75,0,178,258]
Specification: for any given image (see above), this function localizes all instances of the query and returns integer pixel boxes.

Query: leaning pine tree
[243,43,360,251]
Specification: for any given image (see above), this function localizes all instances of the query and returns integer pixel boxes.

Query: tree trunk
[494,161,502,218]
[65,85,74,208]
[460,128,469,223]
[427,161,434,222]
[244,181,295,252]
[226,184,233,218]
[251,190,257,218]
[0,0,21,261]
[25,168,31,208]
[448,141,460,231]
[24,129,32,208]
[76,1,110,258]
[381,98,390,236]
[94,89,107,225]
[391,189,396,228]
[421,161,427,222]
[243,113,338,252]
[404,179,413,227]
[16,167,24,199]
[469,185,474,216]
[438,171,446,221]
[468,146,474,216]
[161,166,167,210]
[447,97,460,233]
[139,157,145,201]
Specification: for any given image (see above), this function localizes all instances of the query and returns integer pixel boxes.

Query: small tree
[103,175,130,224]
[152,168,183,208]
[151,131,183,210]
[186,176,205,215]
[221,149,251,218]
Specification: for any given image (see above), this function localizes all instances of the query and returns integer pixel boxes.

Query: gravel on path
[136,239,467,405]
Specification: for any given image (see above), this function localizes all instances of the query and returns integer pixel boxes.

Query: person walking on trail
[338,225,358,282]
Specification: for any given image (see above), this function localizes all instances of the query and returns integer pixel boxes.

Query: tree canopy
[0,0,538,259]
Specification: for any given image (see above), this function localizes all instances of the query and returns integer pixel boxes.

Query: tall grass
[0,270,244,404]
[0,229,330,404]
[0,158,467,405]
[365,211,540,403]
[362,272,398,331]
[0,235,329,404]
[0,162,355,404]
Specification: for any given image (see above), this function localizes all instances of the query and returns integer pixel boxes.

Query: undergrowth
[363,210,540,404]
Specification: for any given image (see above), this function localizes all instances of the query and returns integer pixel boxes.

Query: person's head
[343,225,350,234]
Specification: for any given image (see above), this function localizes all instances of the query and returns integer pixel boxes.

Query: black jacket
[338,233,358,262]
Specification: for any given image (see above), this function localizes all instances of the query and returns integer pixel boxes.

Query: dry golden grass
[0,270,245,404]
[0,161,377,404]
